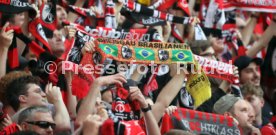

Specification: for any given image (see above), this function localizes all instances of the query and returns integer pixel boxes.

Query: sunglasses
[26,121,56,129]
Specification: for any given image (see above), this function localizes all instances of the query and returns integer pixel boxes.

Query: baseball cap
[234,56,263,72]
[0,0,37,18]
[213,94,241,114]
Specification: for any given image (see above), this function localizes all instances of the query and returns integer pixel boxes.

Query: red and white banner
[194,55,239,84]
[223,0,276,13]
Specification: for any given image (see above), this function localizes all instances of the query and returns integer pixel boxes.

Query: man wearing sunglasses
[17,106,55,135]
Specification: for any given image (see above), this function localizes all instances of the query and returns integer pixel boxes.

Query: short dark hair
[0,71,31,105]
[5,76,40,111]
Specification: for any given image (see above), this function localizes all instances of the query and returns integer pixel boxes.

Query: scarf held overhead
[84,26,162,42]
[63,20,162,42]
[223,0,276,12]
[120,8,166,26]
[121,0,194,25]
[96,39,238,83]
[161,108,240,135]
[95,40,194,65]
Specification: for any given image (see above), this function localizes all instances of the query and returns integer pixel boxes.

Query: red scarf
[161,108,240,135]
[111,86,140,121]
[7,36,19,69]
[8,26,60,84]
[0,123,20,135]
[194,55,239,84]
[101,119,146,135]
[28,18,52,53]
[71,53,95,99]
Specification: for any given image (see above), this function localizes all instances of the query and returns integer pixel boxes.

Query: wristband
[141,104,151,113]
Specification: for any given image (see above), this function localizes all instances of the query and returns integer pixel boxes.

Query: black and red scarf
[120,8,166,26]
[28,18,52,53]
[101,118,146,135]
[161,108,240,135]
[6,27,60,83]
[122,0,193,25]
[111,84,141,121]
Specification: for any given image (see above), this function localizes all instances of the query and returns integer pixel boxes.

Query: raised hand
[64,26,77,39]
[45,83,63,104]
[0,22,14,49]
[129,87,147,108]
[94,73,127,87]
[190,17,200,26]
[82,114,104,135]
[81,41,96,55]
[165,106,178,115]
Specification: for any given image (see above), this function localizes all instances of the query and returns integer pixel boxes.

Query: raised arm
[0,22,14,78]
[45,83,71,131]
[240,13,258,46]
[187,17,200,41]
[75,73,127,125]
[129,87,161,135]
[152,65,186,122]
[64,70,78,119]
[246,14,276,57]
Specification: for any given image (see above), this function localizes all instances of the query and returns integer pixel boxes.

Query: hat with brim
[0,0,37,18]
